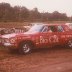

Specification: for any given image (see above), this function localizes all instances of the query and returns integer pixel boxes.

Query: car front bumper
[2,43,18,49]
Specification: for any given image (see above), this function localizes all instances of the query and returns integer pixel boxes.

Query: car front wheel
[19,42,32,54]
[67,40,72,48]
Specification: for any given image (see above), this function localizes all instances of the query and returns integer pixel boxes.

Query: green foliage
[0,2,71,22]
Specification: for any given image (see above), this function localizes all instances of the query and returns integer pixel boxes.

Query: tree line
[0,2,72,22]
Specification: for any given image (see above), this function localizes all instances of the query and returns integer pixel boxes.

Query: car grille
[0,38,6,43]
[0,38,2,43]
[1,38,10,44]
[2,38,5,43]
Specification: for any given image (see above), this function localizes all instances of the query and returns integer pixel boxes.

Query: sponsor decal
[40,35,59,44]
[40,36,48,43]
[49,35,59,43]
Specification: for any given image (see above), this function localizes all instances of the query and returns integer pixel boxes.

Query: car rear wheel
[19,42,32,54]
[67,40,72,48]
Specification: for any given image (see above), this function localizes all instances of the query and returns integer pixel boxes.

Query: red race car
[0,23,72,54]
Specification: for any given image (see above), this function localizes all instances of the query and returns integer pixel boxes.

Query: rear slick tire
[67,40,72,48]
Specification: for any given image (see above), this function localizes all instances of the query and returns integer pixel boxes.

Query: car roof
[34,23,66,26]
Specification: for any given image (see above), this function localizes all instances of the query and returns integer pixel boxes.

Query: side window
[69,24,72,29]
[49,26,57,32]
[57,25,64,32]
[42,26,48,32]
[64,26,69,32]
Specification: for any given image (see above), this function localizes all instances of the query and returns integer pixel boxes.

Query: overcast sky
[0,0,72,16]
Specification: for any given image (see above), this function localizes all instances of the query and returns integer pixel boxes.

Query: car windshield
[27,25,44,33]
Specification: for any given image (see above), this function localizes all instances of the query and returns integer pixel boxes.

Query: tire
[67,40,72,48]
[19,42,32,54]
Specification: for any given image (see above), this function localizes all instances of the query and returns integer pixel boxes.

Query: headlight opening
[10,38,16,43]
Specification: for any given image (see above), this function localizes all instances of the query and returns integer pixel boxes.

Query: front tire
[19,42,32,54]
[67,40,72,48]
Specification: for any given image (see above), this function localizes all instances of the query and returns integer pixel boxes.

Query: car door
[38,25,50,48]
[39,25,52,47]
[58,25,72,45]
[39,25,59,48]
[56,25,66,45]
[48,25,60,46]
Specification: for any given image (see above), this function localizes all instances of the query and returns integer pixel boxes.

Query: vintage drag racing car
[0,23,72,54]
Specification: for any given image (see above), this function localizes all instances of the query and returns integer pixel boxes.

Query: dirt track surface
[0,47,72,72]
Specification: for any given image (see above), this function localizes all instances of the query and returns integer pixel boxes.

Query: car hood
[1,31,38,39]
[1,33,18,38]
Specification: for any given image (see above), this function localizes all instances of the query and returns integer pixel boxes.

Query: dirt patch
[0,47,72,72]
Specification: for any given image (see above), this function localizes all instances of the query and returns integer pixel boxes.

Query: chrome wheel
[22,44,31,53]
[19,42,31,54]
[68,40,72,48]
